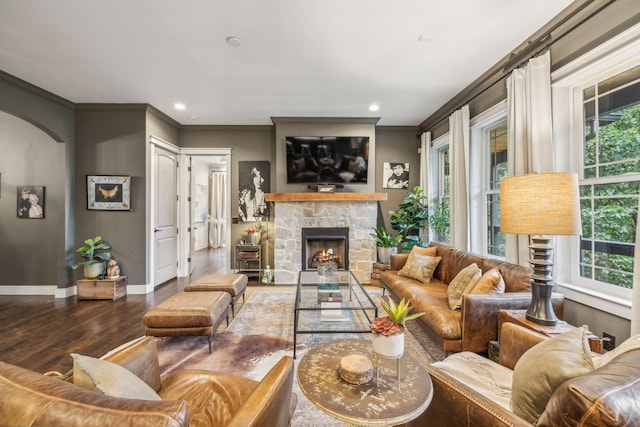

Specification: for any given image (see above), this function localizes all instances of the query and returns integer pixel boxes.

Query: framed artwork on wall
[194,184,208,223]
[238,161,270,223]
[17,185,45,219]
[87,175,132,211]
[383,162,410,189]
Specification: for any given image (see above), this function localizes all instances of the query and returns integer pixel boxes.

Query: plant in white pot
[369,227,402,265]
[72,236,112,279]
[370,297,424,358]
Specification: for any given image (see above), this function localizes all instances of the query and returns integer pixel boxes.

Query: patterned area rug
[156,287,446,427]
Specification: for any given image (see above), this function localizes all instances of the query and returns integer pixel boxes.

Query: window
[430,136,451,244]
[486,123,508,257]
[578,65,640,290]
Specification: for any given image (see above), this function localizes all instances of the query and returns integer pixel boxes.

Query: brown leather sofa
[0,337,296,427]
[381,242,564,353]
[400,323,640,426]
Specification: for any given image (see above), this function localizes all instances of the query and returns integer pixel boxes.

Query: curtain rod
[417,0,615,135]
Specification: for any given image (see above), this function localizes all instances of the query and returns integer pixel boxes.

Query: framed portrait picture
[17,185,45,219]
[238,161,270,222]
[87,175,131,211]
[383,162,410,189]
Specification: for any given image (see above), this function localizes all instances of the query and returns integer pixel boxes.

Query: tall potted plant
[72,236,112,279]
[369,227,402,265]
[389,186,429,251]
[429,200,450,243]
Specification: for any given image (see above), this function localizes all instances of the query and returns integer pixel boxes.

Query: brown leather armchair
[399,323,640,427]
[0,337,296,427]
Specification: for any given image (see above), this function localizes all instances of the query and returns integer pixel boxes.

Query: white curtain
[505,51,554,266]
[420,131,431,239]
[632,193,640,335]
[208,171,226,248]
[449,105,470,250]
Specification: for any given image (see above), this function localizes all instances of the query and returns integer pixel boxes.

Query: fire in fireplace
[301,227,349,271]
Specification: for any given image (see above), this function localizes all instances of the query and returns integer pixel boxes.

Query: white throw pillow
[72,353,161,400]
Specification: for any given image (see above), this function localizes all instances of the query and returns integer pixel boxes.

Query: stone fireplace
[266,192,386,284]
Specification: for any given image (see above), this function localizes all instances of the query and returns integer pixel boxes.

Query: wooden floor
[0,248,261,374]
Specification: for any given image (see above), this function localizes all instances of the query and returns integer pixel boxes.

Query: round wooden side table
[297,339,433,426]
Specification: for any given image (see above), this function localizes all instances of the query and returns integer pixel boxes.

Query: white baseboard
[0,285,57,296]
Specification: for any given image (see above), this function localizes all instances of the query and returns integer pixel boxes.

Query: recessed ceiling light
[418,35,432,42]
[369,104,380,112]
[174,102,186,111]
[226,36,243,47]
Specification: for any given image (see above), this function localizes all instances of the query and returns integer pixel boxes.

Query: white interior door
[154,147,178,285]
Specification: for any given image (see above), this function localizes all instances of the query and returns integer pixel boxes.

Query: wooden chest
[77,276,127,300]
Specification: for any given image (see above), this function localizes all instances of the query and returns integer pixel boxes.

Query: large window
[486,123,508,257]
[578,65,640,291]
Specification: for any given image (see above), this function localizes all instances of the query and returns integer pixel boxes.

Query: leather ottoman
[143,291,231,352]
[185,273,248,316]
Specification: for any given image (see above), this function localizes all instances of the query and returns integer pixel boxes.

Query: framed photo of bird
[86,175,132,211]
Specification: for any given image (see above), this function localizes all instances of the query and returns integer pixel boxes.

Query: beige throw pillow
[470,267,505,295]
[72,353,161,400]
[446,263,482,310]
[511,326,594,424]
[397,252,441,284]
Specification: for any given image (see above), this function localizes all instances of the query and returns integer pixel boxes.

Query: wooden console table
[77,276,127,300]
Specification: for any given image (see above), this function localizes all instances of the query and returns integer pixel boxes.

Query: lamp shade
[500,172,581,236]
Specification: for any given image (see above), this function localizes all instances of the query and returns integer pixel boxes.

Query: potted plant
[389,186,429,252]
[72,236,112,279]
[370,296,424,358]
[369,226,402,264]
[244,223,265,245]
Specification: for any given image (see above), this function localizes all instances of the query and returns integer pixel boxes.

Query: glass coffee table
[293,270,378,358]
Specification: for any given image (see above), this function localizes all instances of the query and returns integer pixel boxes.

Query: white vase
[247,232,261,245]
[84,262,105,279]
[371,332,405,358]
[377,246,397,265]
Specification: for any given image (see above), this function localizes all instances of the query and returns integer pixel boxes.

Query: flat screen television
[285,136,369,185]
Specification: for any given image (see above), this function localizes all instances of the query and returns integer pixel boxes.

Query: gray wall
[74,105,149,287]
[0,73,75,290]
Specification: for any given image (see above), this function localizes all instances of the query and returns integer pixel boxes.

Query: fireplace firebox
[301,227,349,271]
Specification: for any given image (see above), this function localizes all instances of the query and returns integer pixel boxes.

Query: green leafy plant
[429,200,450,242]
[369,226,402,248]
[370,296,424,336]
[72,236,112,269]
[389,186,429,240]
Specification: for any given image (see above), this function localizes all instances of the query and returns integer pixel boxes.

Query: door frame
[149,136,232,284]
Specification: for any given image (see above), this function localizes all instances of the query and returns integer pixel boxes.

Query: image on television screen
[285,136,369,185]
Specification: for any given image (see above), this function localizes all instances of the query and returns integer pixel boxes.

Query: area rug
[156,287,446,427]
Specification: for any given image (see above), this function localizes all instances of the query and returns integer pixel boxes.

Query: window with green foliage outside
[580,64,640,289]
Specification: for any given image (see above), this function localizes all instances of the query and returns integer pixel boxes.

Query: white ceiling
[0,1,574,126]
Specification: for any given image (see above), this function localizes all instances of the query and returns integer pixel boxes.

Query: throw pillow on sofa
[410,246,437,257]
[511,325,594,424]
[398,252,441,284]
[470,267,505,295]
[71,353,161,400]
[447,263,482,310]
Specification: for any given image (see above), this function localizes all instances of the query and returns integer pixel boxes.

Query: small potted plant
[72,236,112,279]
[369,226,402,265]
[370,296,424,358]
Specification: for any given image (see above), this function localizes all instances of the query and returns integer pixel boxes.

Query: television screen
[285,136,369,185]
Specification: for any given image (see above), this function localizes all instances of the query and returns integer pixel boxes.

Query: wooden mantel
[266,192,387,202]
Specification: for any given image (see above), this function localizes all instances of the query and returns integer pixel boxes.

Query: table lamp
[500,172,581,325]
